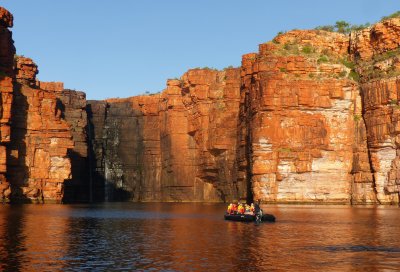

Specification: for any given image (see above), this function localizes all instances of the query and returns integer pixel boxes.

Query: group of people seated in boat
[226,201,262,216]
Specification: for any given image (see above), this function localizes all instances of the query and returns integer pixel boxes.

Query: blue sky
[1,0,399,100]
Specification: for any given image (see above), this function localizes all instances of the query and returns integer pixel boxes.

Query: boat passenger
[231,203,237,214]
[238,203,245,214]
[254,200,263,216]
[227,203,233,214]
[244,204,252,215]
[250,203,255,213]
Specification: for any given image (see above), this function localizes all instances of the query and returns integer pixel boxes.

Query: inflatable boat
[224,213,276,222]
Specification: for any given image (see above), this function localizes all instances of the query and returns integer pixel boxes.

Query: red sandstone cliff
[350,18,400,204]
[88,68,244,202]
[0,7,14,200]
[37,81,89,202]
[6,57,74,202]
[239,30,378,203]
[2,5,400,204]
[86,17,400,204]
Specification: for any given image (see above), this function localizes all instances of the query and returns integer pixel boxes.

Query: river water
[0,203,399,271]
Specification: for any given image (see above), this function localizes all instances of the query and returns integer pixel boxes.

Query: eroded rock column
[0,7,14,200]
[7,57,73,202]
[351,18,400,204]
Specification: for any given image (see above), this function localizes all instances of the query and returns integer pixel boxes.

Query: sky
[1,0,399,100]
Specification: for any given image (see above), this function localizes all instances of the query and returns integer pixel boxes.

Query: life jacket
[227,204,232,213]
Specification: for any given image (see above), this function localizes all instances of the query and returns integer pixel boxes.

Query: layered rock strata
[37,82,89,202]
[239,31,375,203]
[36,81,92,202]
[57,89,89,202]
[2,5,400,204]
[86,100,107,201]
[86,21,400,204]
[350,18,400,203]
[7,57,73,202]
[88,69,244,202]
[0,7,14,200]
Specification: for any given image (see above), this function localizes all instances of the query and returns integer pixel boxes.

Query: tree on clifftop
[335,21,350,34]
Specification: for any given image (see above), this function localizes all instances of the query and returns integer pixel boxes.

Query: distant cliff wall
[2,5,400,203]
[88,69,245,202]
[86,20,400,204]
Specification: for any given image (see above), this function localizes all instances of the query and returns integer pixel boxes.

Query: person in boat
[245,204,250,214]
[244,204,253,215]
[250,203,255,213]
[231,203,237,214]
[254,200,263,217]
[227,203,233,214]
[238,203,245,214]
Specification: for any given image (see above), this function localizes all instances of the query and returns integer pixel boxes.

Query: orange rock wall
[239,39,375,203]
[89,69,245,202]
[160,69,243,201]
[360,79,400,203]
[0,7,14,200]
[86,24,400,204]
[349,18,400,204]
[38,82,89,202]
[2,5,400,204]
[6,57,73,202]
[350,18,400,60]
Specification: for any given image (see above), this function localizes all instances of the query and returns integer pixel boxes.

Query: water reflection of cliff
[0,205,27,271]
[0,205,70,271]
[1,204,400,271]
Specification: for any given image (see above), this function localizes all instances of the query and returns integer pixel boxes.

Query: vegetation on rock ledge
[315,21,370,34]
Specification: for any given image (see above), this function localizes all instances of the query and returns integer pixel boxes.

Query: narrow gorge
[1,7,400,204]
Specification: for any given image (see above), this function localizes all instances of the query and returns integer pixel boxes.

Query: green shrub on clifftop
[315,21,370,34]
[382,11,400,21]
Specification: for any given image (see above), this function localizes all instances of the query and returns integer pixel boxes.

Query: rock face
[86,20,400,204]
[2,5,400,204]
[37,82,89,202]
[0,7,14,200]
[7,57,73,202]
[88,69,244,202]
[239,31,374,203]
[57,89,89,202]
[350,18,400,60]
[350,18,400,204]
[86,100,107,201]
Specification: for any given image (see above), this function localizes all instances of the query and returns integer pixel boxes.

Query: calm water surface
[0,203,399,271]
